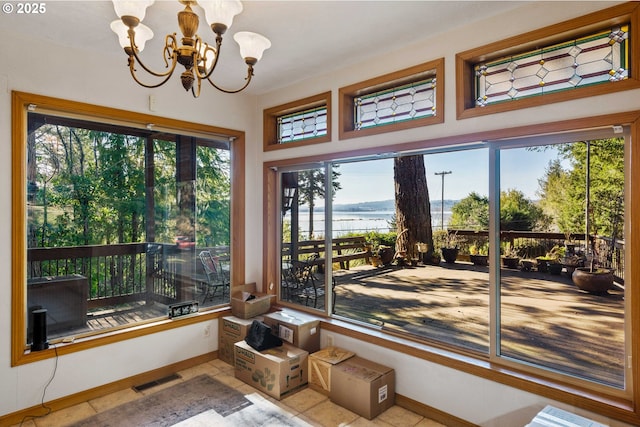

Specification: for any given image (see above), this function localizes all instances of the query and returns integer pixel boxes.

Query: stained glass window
[278,106,327,143]
[355,78,436,130]
[475,26,629,107]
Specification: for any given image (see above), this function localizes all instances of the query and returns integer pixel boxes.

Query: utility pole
[434,171,452,230]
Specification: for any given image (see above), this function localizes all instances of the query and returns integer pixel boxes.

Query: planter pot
[548,262,563,275]
[572,267,614,294]
[441,247,459,264]
[378,247,394,265]
[520,259,535,272]
[470,254,488,266]
[536,258,550,273]
[501,256,519,269]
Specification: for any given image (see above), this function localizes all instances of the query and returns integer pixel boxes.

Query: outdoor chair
[282,255,325,308]
[198,250,230,303]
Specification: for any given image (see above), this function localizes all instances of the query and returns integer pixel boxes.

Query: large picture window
[13,92,245,365]
[268,118,633,415]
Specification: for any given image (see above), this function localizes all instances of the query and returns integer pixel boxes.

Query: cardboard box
[263,310,321,353]
[330,356,395,419]
[234,340,308,400]
[218,315,257,366]
[308,347,355,395]
[231,282,273,319]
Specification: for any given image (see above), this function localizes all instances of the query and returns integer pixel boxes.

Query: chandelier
[110,0,271,97]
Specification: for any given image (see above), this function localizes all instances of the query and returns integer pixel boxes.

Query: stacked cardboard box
[234,340,308,400]
[218,315,257,366]
[263,310,321,353]
[230,282,274,319]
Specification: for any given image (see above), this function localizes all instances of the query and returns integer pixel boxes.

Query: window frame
[339,58,445,140]
[455,2,640,120]
[263,91,332,151]
[11,91,246,366]
[263,109,640,424]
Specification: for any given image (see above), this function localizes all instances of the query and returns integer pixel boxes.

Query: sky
[331,145,564,205]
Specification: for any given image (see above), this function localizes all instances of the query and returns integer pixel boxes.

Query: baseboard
[0,351,218,426]
[395,393,478,427]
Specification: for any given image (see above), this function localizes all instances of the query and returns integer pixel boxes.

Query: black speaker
[31,308,49,351]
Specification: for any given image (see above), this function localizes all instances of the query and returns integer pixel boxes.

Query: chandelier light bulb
[234,31,271,63]
[201,0,243,32]
[112,0,154,22]
[110,20,153,52]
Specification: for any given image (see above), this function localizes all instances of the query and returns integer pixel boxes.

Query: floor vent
[132,373,182,392]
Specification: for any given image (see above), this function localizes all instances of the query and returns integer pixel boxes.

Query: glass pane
[278,107,328,144]
[475,25,629,106]
[280,167,327,311]
[25,113,231,345]
[329,149,490,353]
[498,141,625,388]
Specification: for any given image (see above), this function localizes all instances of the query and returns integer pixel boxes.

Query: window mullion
[488,144,501,359]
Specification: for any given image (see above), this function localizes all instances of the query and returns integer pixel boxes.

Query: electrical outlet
[326,334,334,347]
[203,324,211,338]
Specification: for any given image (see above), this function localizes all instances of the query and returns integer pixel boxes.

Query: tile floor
[14,359,447,427]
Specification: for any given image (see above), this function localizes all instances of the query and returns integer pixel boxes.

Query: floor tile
[376,405,425,426]
[281,387,329,414]
[87,387,140,413]
[302,398,360,427]
[33,402,95,427]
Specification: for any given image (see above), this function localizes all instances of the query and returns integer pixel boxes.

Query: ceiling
[1,1,529,95]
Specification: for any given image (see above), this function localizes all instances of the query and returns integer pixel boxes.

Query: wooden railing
[448,229,624,283]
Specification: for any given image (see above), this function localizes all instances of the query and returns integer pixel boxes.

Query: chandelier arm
[206,65,254,94]
[191,74,203,98]
[128,57,178,88]
[196,35,223,81]
[128,33,179,78]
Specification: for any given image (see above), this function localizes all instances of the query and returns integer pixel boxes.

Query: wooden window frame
[263,91,332,151]
[11,91,246,366]
[456,2,640,120]
[339,58,444,141]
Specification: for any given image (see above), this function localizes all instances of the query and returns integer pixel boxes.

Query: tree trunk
[394,155,433,259]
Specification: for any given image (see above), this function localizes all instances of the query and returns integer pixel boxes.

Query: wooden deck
[330,261,625,388]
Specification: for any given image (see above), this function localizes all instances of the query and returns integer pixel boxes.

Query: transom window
[475,25,629,107]
[278,105,327,143]
[355,78,436,130]
[263,91,332,151]
[339,58,444,140]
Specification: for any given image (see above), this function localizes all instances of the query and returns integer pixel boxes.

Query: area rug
[70,374,310,427]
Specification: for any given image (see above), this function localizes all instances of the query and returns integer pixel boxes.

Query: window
[265,112,639,421]
[12,92,245,366]
[339,58,444,140]
[456,2,640,119]
[263,92,331,151]
[475,26,628,107]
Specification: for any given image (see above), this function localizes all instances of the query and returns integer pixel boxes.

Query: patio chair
[199,250,230,303]
[283,255,325,308]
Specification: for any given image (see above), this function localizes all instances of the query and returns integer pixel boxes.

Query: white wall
[257,2,637,426]
[0,24,258,417]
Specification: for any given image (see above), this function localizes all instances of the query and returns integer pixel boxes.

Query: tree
[297,166,341,239]
[449,192,489,230]
[393,155,433,259]
[538,139,624,239]
[500,189,548,231]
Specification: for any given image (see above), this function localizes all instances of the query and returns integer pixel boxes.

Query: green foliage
[450,192,488,230]
[538,139,624,239]
[28,120,231,249]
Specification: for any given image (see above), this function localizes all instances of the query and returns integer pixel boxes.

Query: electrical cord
[19,343,58,426]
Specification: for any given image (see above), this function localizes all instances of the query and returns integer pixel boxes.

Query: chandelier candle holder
[110,0,271,97]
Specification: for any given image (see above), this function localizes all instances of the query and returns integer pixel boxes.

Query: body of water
[284,210,452,238]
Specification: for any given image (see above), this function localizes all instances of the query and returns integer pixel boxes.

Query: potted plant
[469,241,489,266]
[440,231,459,264]
[572,257,614,294]
[501,242,520,269]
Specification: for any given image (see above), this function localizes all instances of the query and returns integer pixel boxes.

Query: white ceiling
[1,1,529,95]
